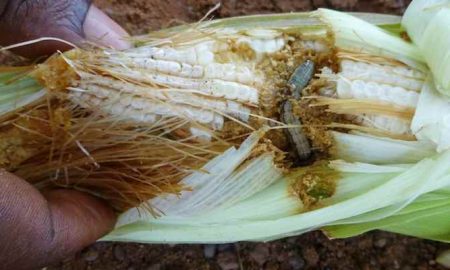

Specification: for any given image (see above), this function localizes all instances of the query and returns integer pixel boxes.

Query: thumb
[83,5,131,50]
[0,170,116,270]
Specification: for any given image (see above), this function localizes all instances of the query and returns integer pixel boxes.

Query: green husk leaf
[135,11,403,47]
[319,8,426,71]
[402,0,450,96]
[324,190,450,242]
[0,72,44,115]
[332,131,436,164]
[103,148,450,243]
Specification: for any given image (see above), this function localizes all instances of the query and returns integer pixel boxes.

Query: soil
[46,0,449,269]
[53,232,449,270]
[93,0,410,35]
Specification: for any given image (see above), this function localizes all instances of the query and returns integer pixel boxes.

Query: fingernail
[83,5,132,50]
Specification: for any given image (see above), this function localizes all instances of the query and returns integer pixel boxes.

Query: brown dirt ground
[48,0,449,269]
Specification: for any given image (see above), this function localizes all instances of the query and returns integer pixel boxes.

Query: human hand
[0,0,131,58]
[0,171,116,269]
[0,1,130,269]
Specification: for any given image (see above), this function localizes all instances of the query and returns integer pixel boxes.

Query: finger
[83,5,131,50]
[43,189,117,264]
[0,170,116,270]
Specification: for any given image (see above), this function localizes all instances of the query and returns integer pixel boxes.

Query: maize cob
[1,3,450,243]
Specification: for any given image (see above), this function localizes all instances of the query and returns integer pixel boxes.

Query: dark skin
[0,1,130,269]
[0,0,129,58]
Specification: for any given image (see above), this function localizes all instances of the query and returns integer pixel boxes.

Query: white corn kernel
[238,37,286,54]
[226,101,251,122]
[79,71,259,106]
[340,60,425,91]
[204,64,259,85]
[141,72,259,104]
[359,115,412,135]
[245,29,282,39]
[73,84,227,129]
[189,127,213,141]
[332,59,422,135]
[337,79,419,108]
[129,42,217,66]
[300,40,329,53]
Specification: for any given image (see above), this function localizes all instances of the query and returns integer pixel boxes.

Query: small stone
[393,260,401,269]
[370,258,378,266]
[83,249,99,262]
[113,245,125,261]
[302,247,319,267]
[375,238,388,248]
[289,256,306,270]
[204,244,217,259]
[249,244,270,266]
[147,263,161,270]
[217,251,239,270]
